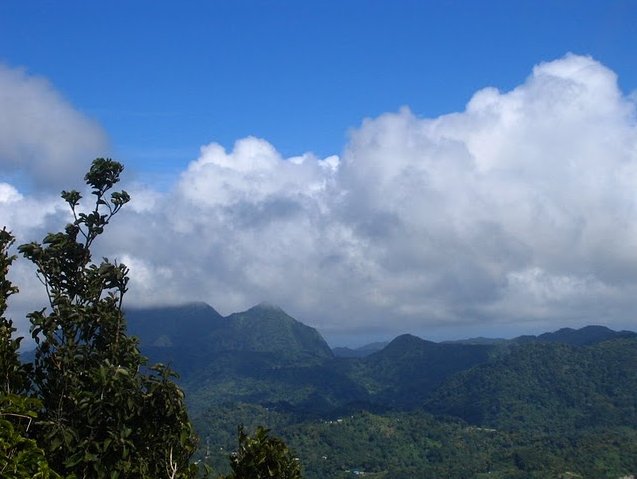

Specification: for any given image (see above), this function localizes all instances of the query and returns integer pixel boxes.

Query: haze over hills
[522,324,637,346]
[124,302,637,478]
[332,341,389,358]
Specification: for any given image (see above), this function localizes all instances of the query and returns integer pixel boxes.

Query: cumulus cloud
[0,64,108,190]
[3,54,637,343]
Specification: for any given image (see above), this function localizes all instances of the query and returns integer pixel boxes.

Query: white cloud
[177,137,337,208]
[0,64,108,190]
[4,54,637,343]
[0,183,23,203]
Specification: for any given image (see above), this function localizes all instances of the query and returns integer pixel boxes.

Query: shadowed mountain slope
[126,302,332,378]
[345,333,495,408]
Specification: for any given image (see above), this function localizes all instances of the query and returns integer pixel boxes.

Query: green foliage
[196,405,637,479]
[0,228,29,396]
[0,394,61,479]
[126,299,637,478]
[1,228,60,478]
[223,425,302,479]
[424,340,637,433]
[13,158,198,478]
[184,331,637,478]
[345,334,493,408]
[2,159,304,478]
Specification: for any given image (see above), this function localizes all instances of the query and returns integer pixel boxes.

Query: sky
[1,1,637,346]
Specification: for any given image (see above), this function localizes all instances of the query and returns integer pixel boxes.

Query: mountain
[533,324,637,346]
[127,302,361,414]
[442,336,509,346]
[332,341,389,358]
[511,324,637,346]
[125,302,224,376]
[121,306,637,477]
[126,305,637,420]
[126,301,224,348]
[442,326,637,348]
[125,302,637,421]
[345,334,495,408]
[217,302,333,360]
[125,301,333,377]
[424,337,637,432]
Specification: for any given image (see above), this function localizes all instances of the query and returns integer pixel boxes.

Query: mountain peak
[390,333,429,347]
[251,301,283,312]
[534,324,633,346]
[372,334,434,359]
[222,304,333,359]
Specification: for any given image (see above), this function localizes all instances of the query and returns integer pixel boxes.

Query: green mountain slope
[424,338,637,432]
[219,302,333,360]
[126,302,333,378]
[123,303,637,478]
[125,302,224,375]
[533,324,637,346]
[195,405,637,479]
[126,302,224,347]
[332,341,389,358]
[343,334,494,408]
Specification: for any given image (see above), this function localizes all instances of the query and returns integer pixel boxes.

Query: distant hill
[126,301,333,377]
[126,302,224,376]
[121,305,637,478]
[442,336,509,346]
[126,301,224,348]
[126,304,637,419]
[332,341,389,358]
[219,302,333,360]
[532,324,637,346]
[346,334,494,408]
[443,325,637,347]
[424,337,637,432]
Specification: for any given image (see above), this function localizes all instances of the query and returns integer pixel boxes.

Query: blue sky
[1,1,637,345]
[2,1,635,173]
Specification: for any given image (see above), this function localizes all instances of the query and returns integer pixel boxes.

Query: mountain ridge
[127,301,637,353]
[125,301,637,416]
[122,302,637,477]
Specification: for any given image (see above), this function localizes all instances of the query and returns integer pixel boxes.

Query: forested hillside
[425,338,637,432]
[126,303,637,478]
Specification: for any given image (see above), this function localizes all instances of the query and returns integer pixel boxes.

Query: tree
[0,228,61,478]
[15,159,198,478]
[2,158,303,478]
[0,227,29,399]
[223,426,303,479]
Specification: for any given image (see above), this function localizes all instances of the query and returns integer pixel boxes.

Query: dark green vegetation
[1,228,60,478]
[425,338,637,432]
[1,160,200,478]
[196,406,637,479]
[127,303,637,478]
[224,425,302,479]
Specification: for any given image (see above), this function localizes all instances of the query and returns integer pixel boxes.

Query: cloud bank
[0,64,108,190]
[3,54,637,343]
